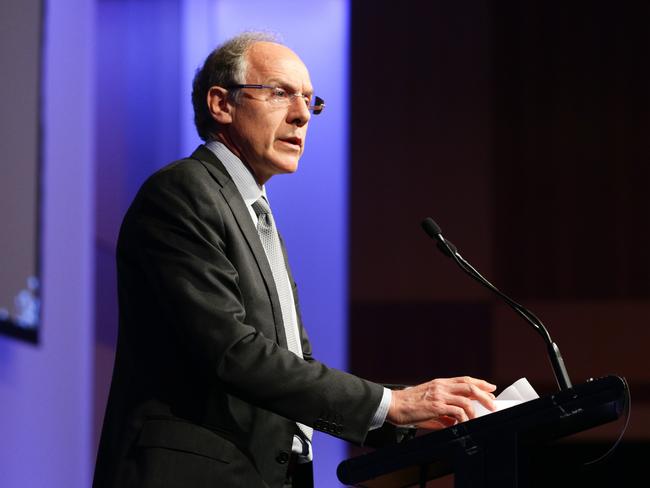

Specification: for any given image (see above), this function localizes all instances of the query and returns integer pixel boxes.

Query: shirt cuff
[368,387,392,431]
[292,434,313,463]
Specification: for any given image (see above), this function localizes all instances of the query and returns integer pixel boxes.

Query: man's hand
[387,376,497,430]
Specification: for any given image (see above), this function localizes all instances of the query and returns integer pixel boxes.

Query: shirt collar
[205,140,268,208]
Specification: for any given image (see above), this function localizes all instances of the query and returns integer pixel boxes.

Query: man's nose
[287,96,311,126]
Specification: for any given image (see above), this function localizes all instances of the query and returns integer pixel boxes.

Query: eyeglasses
[228,84,325,115]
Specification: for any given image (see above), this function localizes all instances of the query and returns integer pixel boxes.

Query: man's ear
[207,86,233,125]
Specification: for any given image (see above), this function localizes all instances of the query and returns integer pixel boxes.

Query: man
[93,33,496,488]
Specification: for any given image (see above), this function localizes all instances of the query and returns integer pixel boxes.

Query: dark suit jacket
[93,146,384,488]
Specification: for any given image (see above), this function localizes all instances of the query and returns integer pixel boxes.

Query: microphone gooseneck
[421,217,572,391]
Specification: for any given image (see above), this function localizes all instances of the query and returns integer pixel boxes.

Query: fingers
[450,376,497,393]
[471,385,497,413]
[386,376,498,428]
[418,382,478,421]
[439,377,497,415]
[432,401,470,423]
[419,377,497,421]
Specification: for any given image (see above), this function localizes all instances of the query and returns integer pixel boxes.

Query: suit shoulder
[128,155,233,213]
[120,156,231,238]
[143,157,217,192]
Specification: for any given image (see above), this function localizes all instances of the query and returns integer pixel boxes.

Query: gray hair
[191,32,282,141]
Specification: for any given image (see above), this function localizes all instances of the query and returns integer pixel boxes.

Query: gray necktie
[252,197,313,441]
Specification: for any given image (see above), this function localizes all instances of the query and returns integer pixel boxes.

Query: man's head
[192,33,318,184]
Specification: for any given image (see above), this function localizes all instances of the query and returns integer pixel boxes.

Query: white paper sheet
[472,377,539,418]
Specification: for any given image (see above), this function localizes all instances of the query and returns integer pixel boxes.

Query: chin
[272,158,300,175]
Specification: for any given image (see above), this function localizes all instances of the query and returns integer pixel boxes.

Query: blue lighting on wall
[0,1,351,486]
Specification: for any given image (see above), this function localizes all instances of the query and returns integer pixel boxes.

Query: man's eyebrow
[266,78,314,95]
[265,77,290,87]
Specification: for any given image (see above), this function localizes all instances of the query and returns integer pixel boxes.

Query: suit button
[276,451,290,464]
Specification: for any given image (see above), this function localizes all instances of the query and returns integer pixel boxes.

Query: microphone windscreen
[421,218,442,239]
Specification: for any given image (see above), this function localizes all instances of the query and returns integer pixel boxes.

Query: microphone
[421,217,572,391]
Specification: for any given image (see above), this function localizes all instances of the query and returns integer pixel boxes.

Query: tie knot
[252,197,271,217]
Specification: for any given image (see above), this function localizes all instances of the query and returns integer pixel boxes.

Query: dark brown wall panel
[493,0,650,299]
[349,0,495,303]
[349,302,492,385]
[349,1,649,464]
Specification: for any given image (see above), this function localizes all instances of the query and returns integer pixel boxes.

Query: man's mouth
[278,136,302,149]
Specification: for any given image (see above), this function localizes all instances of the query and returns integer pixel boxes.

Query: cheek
[266,126,284,151]
[236,112,273,144]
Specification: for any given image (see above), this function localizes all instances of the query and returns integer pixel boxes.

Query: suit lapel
[189,146,288,347]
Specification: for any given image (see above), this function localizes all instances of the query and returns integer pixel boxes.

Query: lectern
[337,375,628,488]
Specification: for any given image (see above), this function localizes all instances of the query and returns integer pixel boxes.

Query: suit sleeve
[121,165,382,444]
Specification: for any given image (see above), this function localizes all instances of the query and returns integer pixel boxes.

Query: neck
[213,133,267,186]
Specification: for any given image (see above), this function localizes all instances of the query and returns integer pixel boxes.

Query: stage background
[1,0,648,487]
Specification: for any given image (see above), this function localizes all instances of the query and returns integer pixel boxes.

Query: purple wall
[93,1,351,486]
[0,0,95,486]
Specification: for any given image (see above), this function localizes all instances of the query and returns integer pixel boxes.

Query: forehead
[245,42,312,90]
